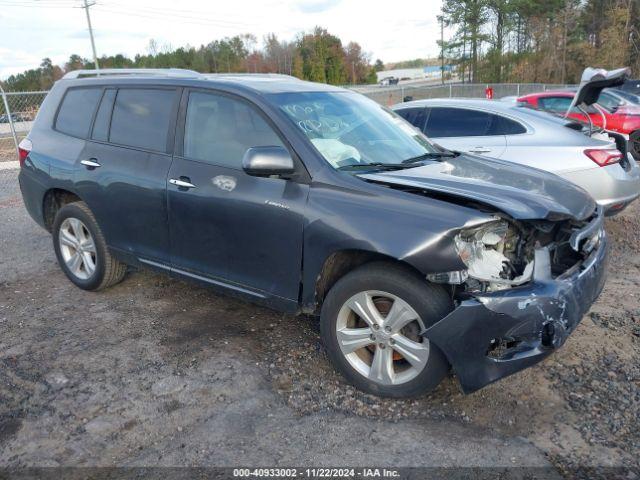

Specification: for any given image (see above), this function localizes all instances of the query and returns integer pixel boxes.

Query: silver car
[392,98,640,214]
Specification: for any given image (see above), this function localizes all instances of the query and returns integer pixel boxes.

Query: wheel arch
[304,249,429,315]
[42,188,83,232]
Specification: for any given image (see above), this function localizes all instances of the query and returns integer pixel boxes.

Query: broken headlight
[454,220,533,290]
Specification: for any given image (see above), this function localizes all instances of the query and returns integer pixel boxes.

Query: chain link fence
[0,82,573,163]
[349,82,574,106]
[0,90,47,161]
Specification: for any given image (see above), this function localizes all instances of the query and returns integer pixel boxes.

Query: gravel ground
[0,165,638,478]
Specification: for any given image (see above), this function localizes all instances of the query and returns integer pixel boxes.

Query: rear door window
[109,88,176,152]
[395,108,428,131]
[425,107,492,137]
[183,91,285,168]
[91,89,116,142]
[56,87,103,138]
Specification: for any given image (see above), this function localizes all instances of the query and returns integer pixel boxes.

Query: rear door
[75,86,180,263]
[423,107,507,158]
[167,89,308,301]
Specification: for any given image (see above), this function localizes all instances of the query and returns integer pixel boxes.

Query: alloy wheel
[335,290,429,386]
[58,217,97,280]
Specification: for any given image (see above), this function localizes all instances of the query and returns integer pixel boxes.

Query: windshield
[269,91,438,169]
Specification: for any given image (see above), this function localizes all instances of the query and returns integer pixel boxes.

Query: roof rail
[202,73,300,80]
[62,68,202,80]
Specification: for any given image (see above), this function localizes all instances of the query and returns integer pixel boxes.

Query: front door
[167,90,308,301]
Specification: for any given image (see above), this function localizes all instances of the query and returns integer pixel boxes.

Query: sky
[0,0,447,79]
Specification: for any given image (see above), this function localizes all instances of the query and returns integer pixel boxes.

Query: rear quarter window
[488,115,527,135]
[538,96,573,113]
[109,88,176,152]
[55,87,103,138]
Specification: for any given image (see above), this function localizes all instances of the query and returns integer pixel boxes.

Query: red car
[518,90,640,158]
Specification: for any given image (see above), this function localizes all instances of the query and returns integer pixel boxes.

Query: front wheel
[320,262,454,398]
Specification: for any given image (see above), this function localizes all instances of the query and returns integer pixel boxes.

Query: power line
[93,6,260,29]
[1,0,265,28]
[99,0,259,24]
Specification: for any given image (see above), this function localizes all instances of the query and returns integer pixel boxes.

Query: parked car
[0,113,21,123]
[517,88,640,158]
[618,78,640,95]
[393,98,640,215]
[607,88,640,104]
[19,69,608,397]
[379,76,399,86]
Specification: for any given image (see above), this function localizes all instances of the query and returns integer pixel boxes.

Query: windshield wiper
[337,162,406,171]
[401,151,457,164]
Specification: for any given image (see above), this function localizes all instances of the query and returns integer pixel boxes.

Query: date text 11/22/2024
[233,468,401,478]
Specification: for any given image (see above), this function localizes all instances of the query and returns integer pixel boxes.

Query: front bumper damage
[423,230,609,394]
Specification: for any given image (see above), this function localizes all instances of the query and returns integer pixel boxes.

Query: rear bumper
[424,231,608,394]
[561,155,640,214]
[18,167,48,229]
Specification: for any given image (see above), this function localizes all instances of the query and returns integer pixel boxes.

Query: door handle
[169,178,196,189]
[469,147,491,154]
[80,158,101,168]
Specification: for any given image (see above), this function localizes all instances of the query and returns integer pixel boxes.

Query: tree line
[441,0,640,84]
[1,27,382,92]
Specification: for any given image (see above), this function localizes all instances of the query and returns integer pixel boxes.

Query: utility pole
[438,15,445,85]
[82,0,99,71]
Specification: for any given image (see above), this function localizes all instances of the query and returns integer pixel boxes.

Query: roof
[391,96,592,129]
[392,97,528,114]
[60,68,345,95]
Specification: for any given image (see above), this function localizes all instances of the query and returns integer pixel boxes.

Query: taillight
[18,138,32,167]
[584,148,622,167]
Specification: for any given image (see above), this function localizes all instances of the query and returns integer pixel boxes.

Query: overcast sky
[0,0,447,79]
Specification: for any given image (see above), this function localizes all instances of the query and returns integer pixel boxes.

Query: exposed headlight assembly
[454,220,533,290]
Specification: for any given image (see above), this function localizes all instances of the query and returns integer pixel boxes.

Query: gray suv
[18,69,608,397]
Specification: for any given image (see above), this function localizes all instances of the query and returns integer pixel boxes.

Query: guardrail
[0,82,573,160]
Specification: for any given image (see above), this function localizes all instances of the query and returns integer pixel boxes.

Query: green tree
[442,0,491,82]
[298,27,348,84]
[65,54,86,72]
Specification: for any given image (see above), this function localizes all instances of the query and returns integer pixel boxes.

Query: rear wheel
[320,262,453,398]
[630,130,640,160]
[52,201,127,291]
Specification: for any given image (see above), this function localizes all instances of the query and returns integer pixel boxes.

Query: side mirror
[242,146,295,177]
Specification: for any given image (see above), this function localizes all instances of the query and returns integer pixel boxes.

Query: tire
[52,201,127,291]
[630,130,640,161]
[320,261,454,398]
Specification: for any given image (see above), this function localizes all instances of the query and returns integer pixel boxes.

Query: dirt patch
[0,169,638,476]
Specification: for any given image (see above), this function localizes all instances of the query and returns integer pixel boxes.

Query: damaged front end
[424,207,608,393]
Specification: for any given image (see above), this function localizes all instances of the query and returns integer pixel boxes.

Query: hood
[569,67,631,113]
[358,155,596,221]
